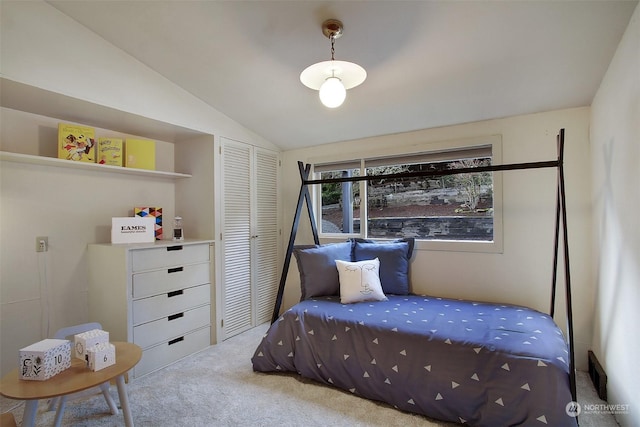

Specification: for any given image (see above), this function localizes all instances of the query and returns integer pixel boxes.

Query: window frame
[310,135,503,253]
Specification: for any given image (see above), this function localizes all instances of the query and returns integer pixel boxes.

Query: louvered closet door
[253,148,279,324]
[221,140,279,339]
[221,141,253,338]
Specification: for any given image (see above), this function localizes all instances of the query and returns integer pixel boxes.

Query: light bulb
[319,76,346,108]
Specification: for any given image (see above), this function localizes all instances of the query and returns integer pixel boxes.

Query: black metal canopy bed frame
[253,129,578,426]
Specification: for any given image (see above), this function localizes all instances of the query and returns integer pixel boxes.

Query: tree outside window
[318,151,493,242]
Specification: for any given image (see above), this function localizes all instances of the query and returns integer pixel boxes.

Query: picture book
[125,139,156,170]
[58,123,96,162]
[97,138,123,166]
[134,207,163,240]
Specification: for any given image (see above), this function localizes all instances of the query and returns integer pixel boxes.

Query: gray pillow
[352,238,415,295]
[293,242,353,300]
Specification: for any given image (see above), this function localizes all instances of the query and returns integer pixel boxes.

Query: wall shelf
[0,151,192,179]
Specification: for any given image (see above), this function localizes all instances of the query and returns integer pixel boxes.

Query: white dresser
[88,240,213,378]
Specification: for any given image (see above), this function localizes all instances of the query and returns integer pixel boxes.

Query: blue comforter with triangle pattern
[252,295,577,426]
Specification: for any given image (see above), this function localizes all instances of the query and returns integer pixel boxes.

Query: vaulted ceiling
[48,1,637,150]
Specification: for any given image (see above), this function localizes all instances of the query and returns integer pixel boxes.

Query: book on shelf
[125,139,155,170]
[134,207,163,240]
[97,138,123,166]
[58,123,96,163]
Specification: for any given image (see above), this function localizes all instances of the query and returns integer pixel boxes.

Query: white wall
[0,0,277,150]
[0,153,177,362]
[0,0,279,376]
[590,4,639,425]
[0,107,181,375]
[280,107,593,370]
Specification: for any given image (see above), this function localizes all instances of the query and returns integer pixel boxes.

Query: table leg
[47,396,60,412]
[22,400,38,427]
[53,395,67,427]
[116,374,134,427]
[99,381,119,415]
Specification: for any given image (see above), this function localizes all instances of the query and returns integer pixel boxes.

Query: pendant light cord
[330,34,336,60]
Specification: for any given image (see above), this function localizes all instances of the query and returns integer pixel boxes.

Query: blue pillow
[293,242,353,300]
[352,238,414,295]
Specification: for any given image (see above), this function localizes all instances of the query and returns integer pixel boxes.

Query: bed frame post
[271,162,317,323]
[557,129,577,405]
[550,180,561,318]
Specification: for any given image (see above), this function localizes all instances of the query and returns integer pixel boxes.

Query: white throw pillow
[335,258,387,304]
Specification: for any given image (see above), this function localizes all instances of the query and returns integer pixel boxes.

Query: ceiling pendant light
[300,19,366,108]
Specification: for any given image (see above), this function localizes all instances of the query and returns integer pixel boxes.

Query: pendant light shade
[300,19,366,108]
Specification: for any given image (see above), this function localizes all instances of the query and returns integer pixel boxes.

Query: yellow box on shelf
[97,138,123,166]
[125,139,155,170]
[58,123,96,163]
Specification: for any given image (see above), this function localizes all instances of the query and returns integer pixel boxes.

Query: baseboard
[588,350,607,401]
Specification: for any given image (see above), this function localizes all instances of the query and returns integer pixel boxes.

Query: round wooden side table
[0,341,142,427]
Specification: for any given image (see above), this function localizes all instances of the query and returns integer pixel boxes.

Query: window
[313,136,503,253]
[319,166,361,234]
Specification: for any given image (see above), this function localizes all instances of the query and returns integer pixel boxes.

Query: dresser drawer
[132,284,210,325]
[131,243,210,272]
[134,326,210,378]
[133,304,210,349]
[132,262,209,299]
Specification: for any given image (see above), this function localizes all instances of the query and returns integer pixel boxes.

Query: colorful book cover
[97,138,123,166]
[125,139,156,170]
[134,207,163,240]
[58,123,96,162]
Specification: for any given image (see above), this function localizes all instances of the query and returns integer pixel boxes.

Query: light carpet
[1,323,619,426]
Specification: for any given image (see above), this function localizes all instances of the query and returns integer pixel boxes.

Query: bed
[253,294,576,426]
[252,238,577,426]
[254,132,577,426]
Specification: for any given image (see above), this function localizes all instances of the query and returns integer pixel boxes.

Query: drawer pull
[167,290,184,298]
[168,312,184,321]
[167,245,183,252]
[168,266,183,274]
[168,336,184,346]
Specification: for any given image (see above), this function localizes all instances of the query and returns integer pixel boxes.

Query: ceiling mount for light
[300,19,367,109]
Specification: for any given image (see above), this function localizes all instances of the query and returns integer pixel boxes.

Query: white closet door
[253,148,279,324]
[221,140,253,338]
[221,140,280,339]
